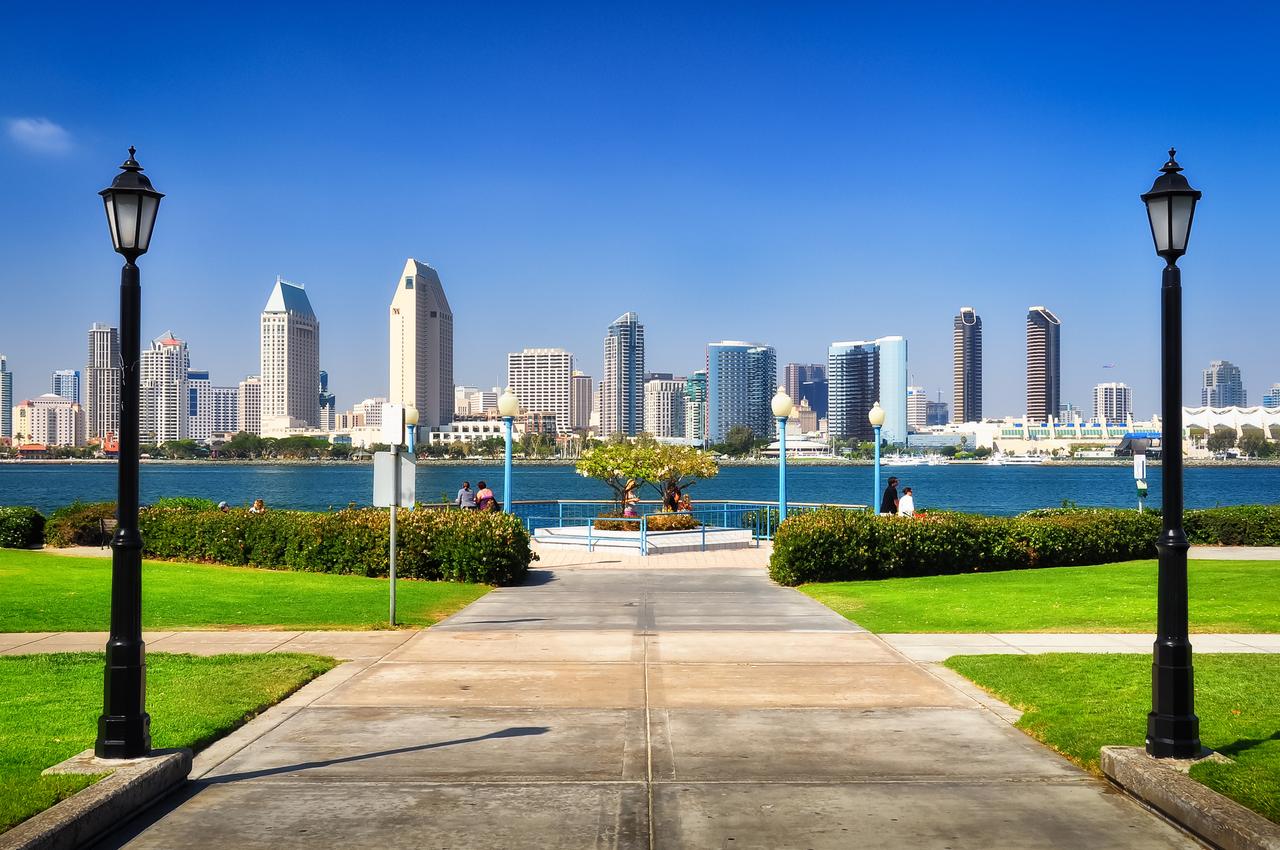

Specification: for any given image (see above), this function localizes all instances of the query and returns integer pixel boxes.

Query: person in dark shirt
[879,477,900,515]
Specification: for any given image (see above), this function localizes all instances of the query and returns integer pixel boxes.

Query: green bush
[769,507,1162,585]
[0,507,45,549]
[45,502,116,547]
[138,506,532,585]
[150,496,219,511]
[592,512,700,531]
[1186,505,1280,546]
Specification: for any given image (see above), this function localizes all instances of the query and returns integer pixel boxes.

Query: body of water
[2,462,1278,515]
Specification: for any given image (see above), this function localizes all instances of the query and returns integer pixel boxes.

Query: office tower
[187,371,239,441]
[926,399,949,426]
[1202,360,1246,407]
[1059,401,1082,423]
[507,348,574,434]
[11,394,84,446]
[237,376,262,435]
[1026,306,1062,422]
[141,332,190,443]
[645,378,686,438]
[1093,382,1133,423]
[706,341,776,444]
[952,306,983,423]
[1263,383,1280,409]
[571,371,592,430]
[601,312,645,436]
[51,369,81,404]
[828,341,879,442]
[0,355,11,439]
[783,363,825,406]
[476,389,498,415]
[454,386,478,417]
[795,398,818,433]
[85,323,121,441]
[798,379,828,420]
[319,370,336,430]
[389,258,453,428]
[876,336,908,444]
[906,386,928,431]
[685,370,707,445]
[261,277,320,427]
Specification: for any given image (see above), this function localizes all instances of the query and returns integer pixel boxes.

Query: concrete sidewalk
[91,565,1199,849]
[0,630,415,660]
[883,631,1280,662]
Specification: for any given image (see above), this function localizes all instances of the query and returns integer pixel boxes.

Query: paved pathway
[90,564,1199,849]
[884,631,1280,662]
[0,630,414,659]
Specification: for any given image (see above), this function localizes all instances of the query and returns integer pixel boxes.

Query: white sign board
[380,403,405,446]
[373,451,416,507]
[1133,453,1147,480]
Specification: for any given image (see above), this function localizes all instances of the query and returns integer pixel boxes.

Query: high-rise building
[507,348,574,434]
[926,399,949,426]
[706,341,776,444]
[685,370,707,445]
[85,323,121,441]
[237,376,262,435]
[877,336,908,444]
[783,363,825,406]
[51,370,81,404]
[1026,306,1062,422]
[187,371,238,441]
[389,259,453,428]
[1202,360,1246,407]
[798,379,828,420]
[571,371,592,430]
[1263,383,1280,409]
[644,378,686,438]
[12,394,84,446]
[952,306,982,423]
[906,386,928,431]
[141,332,190,443]
[601,312,645,436]
[1093,382,1133,423]
[319,370,336,430]
[827,336,908,444]
[261,277,320,428]
[0,356,12,440]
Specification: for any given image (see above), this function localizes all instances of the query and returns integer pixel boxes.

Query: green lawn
[0,549,490,632]
[947,653,1280,824]
[1,652,335,833]
[800,559,1280,633]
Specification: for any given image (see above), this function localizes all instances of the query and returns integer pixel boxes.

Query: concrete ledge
[1102,745,1280,850]
[1,748,191,850]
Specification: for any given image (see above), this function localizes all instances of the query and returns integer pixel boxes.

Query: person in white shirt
[898,486,915,517]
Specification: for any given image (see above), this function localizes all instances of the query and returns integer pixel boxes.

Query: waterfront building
[186,371,237,441]
[318,371,336,430]
[507,348,574,434]
[601,312,645,437]
[1093,382,1133,424]
[953,306,982,423]
[1202,360,1246,407]
[644,377,686,438]
[261,277,320,429]
[706,341,776,444]
[427,419,524,447]
[11,394,85,446]
[828,336,908,444]
[85,323,121,441]
[389,258,454,428]
[141,332,190,443]
[1263,383,1280,409]
[906,385,928,431]
[353,397,388,428]
[237,376,262,436]
[0,355,11,440]
[571,371,592,430]
[685,370,707,445]
[783,363,825,407]
[926,398,949,426]
[51,369,80,404]
[1026,306,1062,422]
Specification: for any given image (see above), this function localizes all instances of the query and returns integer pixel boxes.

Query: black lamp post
[1140,148,1201,759]
[96,148,163,759]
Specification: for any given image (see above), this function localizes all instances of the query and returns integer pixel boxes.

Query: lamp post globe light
[771,388,794,523]
[868,401,886,514]
[1141,149,1202,759]
[404,406,419,454]
[97,148,163,759]
[497,388,520,513]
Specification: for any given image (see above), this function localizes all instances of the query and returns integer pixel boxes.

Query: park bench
[99,516,117,549]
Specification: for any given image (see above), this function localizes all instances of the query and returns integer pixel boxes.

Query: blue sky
[2,3,1278,419]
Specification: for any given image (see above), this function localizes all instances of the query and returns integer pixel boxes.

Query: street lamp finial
[1161,148,1182,174]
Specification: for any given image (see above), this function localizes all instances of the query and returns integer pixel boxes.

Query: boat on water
[987,454,1045,466]
[880,455,927,466]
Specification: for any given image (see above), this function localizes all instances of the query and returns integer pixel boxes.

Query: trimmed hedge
[45,501,116,547]
[0,507,45,549]
[138,506,532,585]
[1186,504,1280,546]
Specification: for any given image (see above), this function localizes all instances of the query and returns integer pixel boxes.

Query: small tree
[648,444,719,503]
[576,441,659,509]
[1238,426,1266,458]
[1206,426,1237,454]
[722,425,756,456]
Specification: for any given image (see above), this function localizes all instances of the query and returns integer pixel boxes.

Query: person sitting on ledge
[474,481,496,511]
[249,498,266,514]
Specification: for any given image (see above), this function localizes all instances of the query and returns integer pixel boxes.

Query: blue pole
[503,415,513,513]
[777,416,788,524]
[873,424,882,514]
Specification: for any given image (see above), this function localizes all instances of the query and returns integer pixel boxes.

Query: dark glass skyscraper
[952,307,982,423]
[1026,306,1062,422]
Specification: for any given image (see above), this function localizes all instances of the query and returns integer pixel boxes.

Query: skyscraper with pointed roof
[601,312,645,436]
[260,277,320,428]
[389,259,454,428]
[141,331,189,443]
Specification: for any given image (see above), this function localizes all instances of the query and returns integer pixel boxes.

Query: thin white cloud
[6,117,72,154]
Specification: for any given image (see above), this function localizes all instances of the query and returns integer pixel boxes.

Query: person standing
[456,481,477,509]
[879,476,899,516]
[898,486,915,517]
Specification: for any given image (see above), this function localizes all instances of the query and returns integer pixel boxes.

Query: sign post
[1133,452,1148,513]
[374,404,416,625]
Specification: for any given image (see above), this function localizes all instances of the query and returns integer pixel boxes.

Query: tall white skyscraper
[906,385,928,431]
[0,355,12,440]
[141,332,190,443]
[1093,382,1133,423]
[507,348,573,433]
[644,378,686,438]
[877,335,908,444]
[571,371,592,431]
[685,370,707,445]
[51,370,81,404]
[261,277,320,428]
[706,341,776,444]
[601,312,645,437]
[1202,360,1246,407]
[389,259,454,429]
[237,376,262,435]
[827,335,908,444]
[85,323,121,441]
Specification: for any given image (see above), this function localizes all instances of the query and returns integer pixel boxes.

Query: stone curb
[0,749,191,850]
[1102,745,1280,850]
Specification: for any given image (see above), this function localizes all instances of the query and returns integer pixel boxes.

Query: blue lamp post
[498,388,520,513]
[869,401,885,513]
[771,387,794,523]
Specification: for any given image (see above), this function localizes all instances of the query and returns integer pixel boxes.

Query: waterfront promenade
[86,558,1203,848]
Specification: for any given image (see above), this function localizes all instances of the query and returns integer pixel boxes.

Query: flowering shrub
[45,501,116,547]
[0,506,45,549]
[592,512,701,531]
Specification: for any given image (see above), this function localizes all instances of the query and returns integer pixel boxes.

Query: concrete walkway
[884,632,1280,662]
[89,565,1200,849]
[0,630,415,659]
